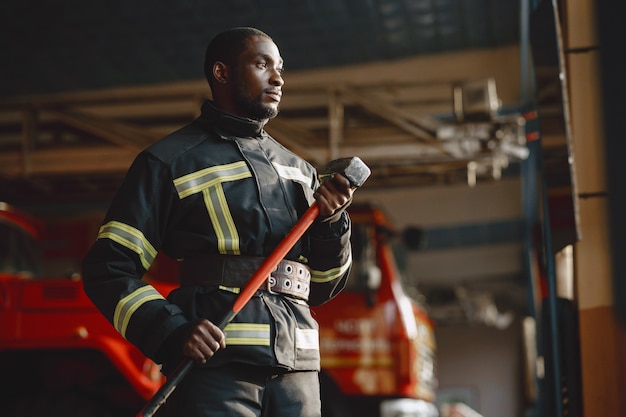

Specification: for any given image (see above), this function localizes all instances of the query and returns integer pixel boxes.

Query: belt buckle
[266,275,278,294]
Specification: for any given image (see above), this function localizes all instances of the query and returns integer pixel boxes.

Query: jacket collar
[200,100,266,138]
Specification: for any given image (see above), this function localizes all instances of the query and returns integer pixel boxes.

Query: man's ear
[213,62,228,84]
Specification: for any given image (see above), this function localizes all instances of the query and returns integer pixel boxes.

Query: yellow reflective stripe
[174,163,251,255]
[174,161,251,199]
[296,328,319,350]
[225,338,270,346]
[218,285,241,294]
[113,285,165,339]
[223,323,270,346]
[271,162,313,187]
[321,356,394,368]
[204,185,240,254]
[310,253,352,284]
[98,221,157,270]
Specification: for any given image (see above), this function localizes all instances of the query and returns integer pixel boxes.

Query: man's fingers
[206,320,227,348]
[314,174,354,217]
[183,320,226,363]
[330,173,352,190]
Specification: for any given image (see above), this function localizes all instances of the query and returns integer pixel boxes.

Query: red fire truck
[315,204,438,417]
[0,202,437,417]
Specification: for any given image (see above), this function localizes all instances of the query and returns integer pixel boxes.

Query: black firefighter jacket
[82,100,352,374]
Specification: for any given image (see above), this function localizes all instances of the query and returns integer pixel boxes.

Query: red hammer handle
[140,156,371,417]
[233,204,318,312]
[138,204,319,417]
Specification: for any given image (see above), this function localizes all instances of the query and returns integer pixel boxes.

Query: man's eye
[256,62,267,69]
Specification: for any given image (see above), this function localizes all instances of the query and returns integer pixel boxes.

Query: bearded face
[231,71,280,121]
[222,35,283,122]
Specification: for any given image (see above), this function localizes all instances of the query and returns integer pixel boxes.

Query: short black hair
[204,27,272,88]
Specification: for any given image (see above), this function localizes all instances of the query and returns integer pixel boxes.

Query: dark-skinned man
[82,27,353,417]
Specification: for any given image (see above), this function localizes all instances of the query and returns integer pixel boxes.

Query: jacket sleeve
[304,174,352,306]
[81,152,190,362]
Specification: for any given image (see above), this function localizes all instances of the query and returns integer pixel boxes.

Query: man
[82,27,353,417]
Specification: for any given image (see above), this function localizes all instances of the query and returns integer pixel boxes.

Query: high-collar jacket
[82,100,352,372]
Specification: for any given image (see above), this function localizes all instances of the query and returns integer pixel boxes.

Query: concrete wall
[356,177,523,288]
[565,0,626,415]
[436,322,524,417]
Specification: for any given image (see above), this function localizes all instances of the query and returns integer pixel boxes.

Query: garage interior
[0,1,583,417]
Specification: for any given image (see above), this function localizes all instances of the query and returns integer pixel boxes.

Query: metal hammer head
[319,156,371,188]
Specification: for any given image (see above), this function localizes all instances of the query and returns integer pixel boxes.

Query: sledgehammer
[139,156,371,417]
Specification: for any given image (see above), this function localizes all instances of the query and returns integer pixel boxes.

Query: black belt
[180,254,311,301]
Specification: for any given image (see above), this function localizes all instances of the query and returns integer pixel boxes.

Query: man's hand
[314,173,354,218]
[182,319,226,364]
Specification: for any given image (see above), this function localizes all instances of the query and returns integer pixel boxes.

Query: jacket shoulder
[145,120,218,164]
[263,133,317,174]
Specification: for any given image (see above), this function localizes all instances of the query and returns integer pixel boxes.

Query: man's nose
[270,69,284,86]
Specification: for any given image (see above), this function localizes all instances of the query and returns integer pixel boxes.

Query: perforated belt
[180,254,311,301]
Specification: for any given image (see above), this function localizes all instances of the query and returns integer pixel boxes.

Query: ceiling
[0,0,520,98]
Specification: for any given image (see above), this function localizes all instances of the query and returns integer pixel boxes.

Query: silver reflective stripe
[113,285,165,338]
[98,221,157,270]
[174,162,252,255]
[224,323,271,346]
[296,328,319,350]
[174,161,251,199]
[272,162,313,188]
[310,253,352,284]
[203,184,240,254]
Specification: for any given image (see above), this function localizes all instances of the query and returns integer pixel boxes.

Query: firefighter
[82,27,353,416]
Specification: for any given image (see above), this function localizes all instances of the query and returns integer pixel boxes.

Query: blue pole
[519,2,542,416]
[520,1,563,416]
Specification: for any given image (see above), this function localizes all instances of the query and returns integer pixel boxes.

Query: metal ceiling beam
[20,108,37,176]
[0,141,478,180]
[340,86,442,144]
[0,46,528,194]
[0,147,137,177]
[47,109,160,150]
